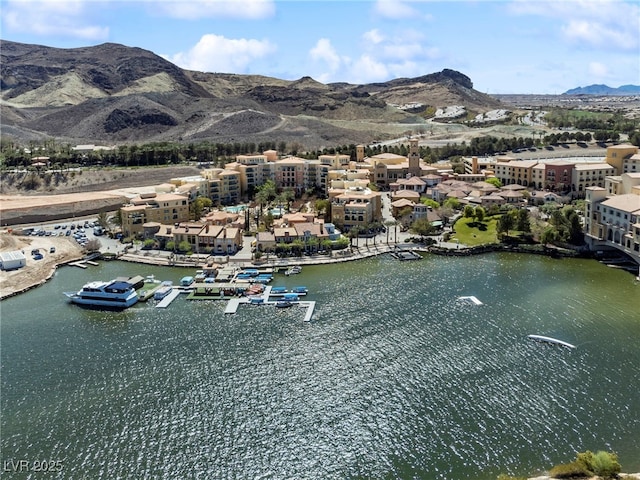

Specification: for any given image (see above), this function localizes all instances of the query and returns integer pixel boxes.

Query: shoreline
[0,237,608,302]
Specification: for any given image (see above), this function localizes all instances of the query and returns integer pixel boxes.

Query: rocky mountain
[1,40,502,149]
[563,84,640,95]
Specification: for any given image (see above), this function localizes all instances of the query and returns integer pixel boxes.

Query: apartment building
[493,160,538,187]
[171,222,243,254]
[330,186,382,231]
[572,163,615,194]
[201,168,241,205]
[120,192,189,238]
[584,172,640,263]
[274,157,306,193]
[605,144,640,174]
[531,161,574,191]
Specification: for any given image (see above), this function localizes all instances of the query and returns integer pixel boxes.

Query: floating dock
[223,285,314,321]
[527,335,576,349]
[155,289,181,308]
[458,296,483,305]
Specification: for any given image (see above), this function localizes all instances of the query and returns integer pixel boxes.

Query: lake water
[1,253,639,479]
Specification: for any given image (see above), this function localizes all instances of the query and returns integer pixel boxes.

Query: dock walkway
[156,289,181,308]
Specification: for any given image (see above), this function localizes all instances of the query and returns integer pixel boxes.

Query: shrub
[548,460,591,478]
[577,450,621,479]
[550,450,621,479]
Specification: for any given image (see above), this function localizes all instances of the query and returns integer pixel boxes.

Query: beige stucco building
[330,186,382,231]
[584,172,640,263]
[120,192,189,238]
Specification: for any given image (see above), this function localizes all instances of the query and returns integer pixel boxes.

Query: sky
[1,0,639,94]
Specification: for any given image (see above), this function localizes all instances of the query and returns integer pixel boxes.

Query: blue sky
[1,0,639,94]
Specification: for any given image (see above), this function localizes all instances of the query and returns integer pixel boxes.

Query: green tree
[420,198,440,209]
[443,197,461,211]
[315,199,331,220]
[177,240,192,253]
[411,218,436,236]
[463,205,475,218]
[497,212,515,237]
[485,177,502,188]
[190,196,213,221]
[515,208,530,232]
[474,206,485,223]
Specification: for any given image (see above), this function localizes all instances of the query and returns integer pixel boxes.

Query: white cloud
[2,0,109,40]
[373,0,420,19]
[508,0,640,51]
[363,29,385,46]
[349,55,390,83]
[167,34,276,73]
[562,19,638,50]
[155,0,275,20]
[309,38,342,71]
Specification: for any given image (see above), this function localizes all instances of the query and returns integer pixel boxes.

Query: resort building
[531,161,574,191]
[367,139,438,189]
[201,168,241,205]
[494,159,538,187]
[572,163,616,195]
[171,222,243,255]
[584,172,640,263]
[120,192,190,238]
[330,186,383,231]
[605,144,640,174]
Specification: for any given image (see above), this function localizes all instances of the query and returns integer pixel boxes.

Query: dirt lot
[0,232,84,300]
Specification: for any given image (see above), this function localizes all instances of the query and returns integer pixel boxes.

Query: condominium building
[330,186,383,231]
[493,160,538,187]
[572,163,615,194]
[584,172,640,263]
[605,144,640,174]
[201,168,241,205]
[120,192,189,238]
[171,222,243,255]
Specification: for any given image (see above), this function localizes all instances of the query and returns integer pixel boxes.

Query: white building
[0,250,27,270]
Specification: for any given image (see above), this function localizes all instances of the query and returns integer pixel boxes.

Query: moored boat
[285,265,302,276]
[64,280,139,309]
[153,285,173,300]
[291,286,308,294]
[275,300,293,308]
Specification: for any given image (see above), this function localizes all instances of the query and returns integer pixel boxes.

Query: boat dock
[458,296,483,305]
[155,289,181,308]
[223,285,315,321]
[390,249,422,261]
[527,335,576,349]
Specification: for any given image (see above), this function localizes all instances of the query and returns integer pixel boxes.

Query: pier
[155,289,181,308]
[457,295,483,305]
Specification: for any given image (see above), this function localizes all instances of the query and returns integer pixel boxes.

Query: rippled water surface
[2,254,639,479]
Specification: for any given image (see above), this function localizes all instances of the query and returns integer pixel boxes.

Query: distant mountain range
[0,39,501,149]
[563,84,640,95]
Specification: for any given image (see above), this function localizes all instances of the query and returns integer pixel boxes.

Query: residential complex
[584,171,640,263]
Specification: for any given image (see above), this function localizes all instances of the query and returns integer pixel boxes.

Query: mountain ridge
[0,39,504,149]
[563,84,640,95]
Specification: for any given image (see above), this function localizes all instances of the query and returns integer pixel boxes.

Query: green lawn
[452,216,498,246]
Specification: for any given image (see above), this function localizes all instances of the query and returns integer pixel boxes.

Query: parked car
[32,252,43,260]
[50,246,56,253]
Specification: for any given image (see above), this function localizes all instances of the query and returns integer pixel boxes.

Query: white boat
[527,335,576,349]
[285,265,302,276]
[64,280,139,309]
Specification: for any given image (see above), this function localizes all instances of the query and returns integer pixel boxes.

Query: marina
[3,254,640,480]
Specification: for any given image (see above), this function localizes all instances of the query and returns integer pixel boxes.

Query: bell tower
[408,138,421,177]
